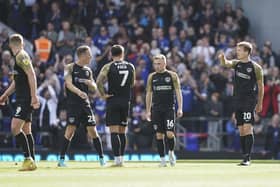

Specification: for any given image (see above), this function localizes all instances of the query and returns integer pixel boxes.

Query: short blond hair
[76,45,90,57]
[9,34,24,46]
[153,54,166,64]
[237,41,253,54]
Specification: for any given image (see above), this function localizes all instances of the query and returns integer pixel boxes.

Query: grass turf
[0,160,279,187]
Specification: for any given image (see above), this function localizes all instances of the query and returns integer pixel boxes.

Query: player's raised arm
[218,52,238,68]
[16,52,40,109]
[254,63,264,113]
[145,73,153,121]
[171,72,183,118]
[64,64,87,99]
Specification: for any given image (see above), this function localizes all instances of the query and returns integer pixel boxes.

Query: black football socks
[15,132,31,158]
[93,137,104,158]
[26,134,35,160]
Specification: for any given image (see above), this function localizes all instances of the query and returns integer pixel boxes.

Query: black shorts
[13,101,32,122]
[151,107,175,133]
[234,98,256,126]
[106,102,130,126]
[67,104,96,127]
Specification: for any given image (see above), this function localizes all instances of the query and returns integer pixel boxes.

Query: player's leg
[118,104,129,165]
[58,105,80,166]
[22,121,35,160]
[12,102,36,171]
[58,125,76,167]
[165,109,176,166]
[166,131,176,166]
[152,109,166,167]
[243,122,254,164]
[87,126,106,166]
[85,108,106,166]
[11,117,36,171]
[156,132,166,167]
[106,104,121,165]
[22,121,37,171]
[235,110,247,164]
[109,125,121,165]
[119,125,126,165]
[237,108,254,166]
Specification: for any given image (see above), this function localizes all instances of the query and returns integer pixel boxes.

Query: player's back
[14,50,31,102]
[107,61,134,102]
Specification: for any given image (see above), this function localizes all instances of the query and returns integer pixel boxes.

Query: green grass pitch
[0,160,279,187]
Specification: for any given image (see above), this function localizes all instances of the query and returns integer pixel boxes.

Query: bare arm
[131,64,136,86]
[17,53,37,98]
[0,80,15,105]
[145,73,153,121]
[64,64,87,99]
[218,53,238,68]
[16,52,40,109]
[255,64,264,113]
[2,80,15,97]
[87,69,97,92]
[96,64,111,98]
[171,72,183,118]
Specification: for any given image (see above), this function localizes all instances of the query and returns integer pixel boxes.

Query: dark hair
[111,45,124,57]
[76,45,90,57]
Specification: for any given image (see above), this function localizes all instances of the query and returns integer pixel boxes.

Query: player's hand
[218,52,225,62]
[101,94,113,100]
[146,111,151,122]
[255,103,263,113]
[78,91,88,100]
[0,94,8,105]
[31,95,40,109]
[177,109,183,118]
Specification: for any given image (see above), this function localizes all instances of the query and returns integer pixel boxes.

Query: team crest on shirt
[153,124,158,130]
[69,117,75,123]
[165,77,171,83]
[247,68,252,73]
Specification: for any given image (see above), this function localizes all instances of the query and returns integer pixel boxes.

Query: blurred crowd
[0,0,279,156]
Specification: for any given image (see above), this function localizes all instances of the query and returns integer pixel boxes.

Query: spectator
[56,20,75,56]
[46,22,58,44]
[37,82,58,130]
[27,2,44,40]
[236,7,250,38]
[264,114,280,159]
[46,1,63,32]
[93,26,110,52]
[34,31,52,63]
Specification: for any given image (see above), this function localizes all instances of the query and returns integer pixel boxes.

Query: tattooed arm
[16,52,40,109]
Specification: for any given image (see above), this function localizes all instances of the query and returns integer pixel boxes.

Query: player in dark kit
[146,54,183,167]
[219,41,264,166]
[96,45,135,166]
[0,34,39,171]
[58,45,106,167]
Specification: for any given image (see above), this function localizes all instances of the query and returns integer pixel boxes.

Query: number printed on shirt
[119,70,129,86]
